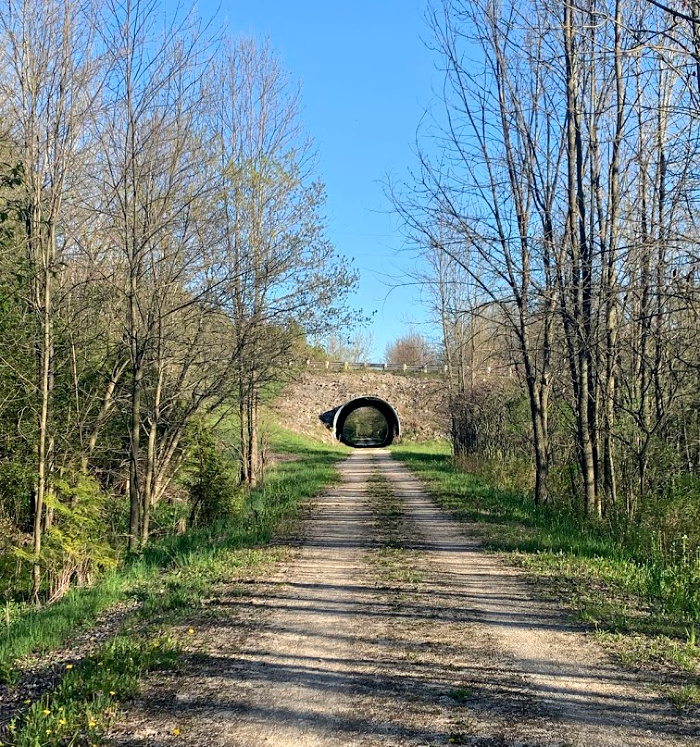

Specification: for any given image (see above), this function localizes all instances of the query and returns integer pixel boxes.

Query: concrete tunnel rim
[331,395,401,447]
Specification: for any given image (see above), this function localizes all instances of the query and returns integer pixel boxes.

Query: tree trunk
[128,358,142,552]
[239,375,249,485]
[32,217,54,601]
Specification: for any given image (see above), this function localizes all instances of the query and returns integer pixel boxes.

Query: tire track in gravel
[108,448,699,747]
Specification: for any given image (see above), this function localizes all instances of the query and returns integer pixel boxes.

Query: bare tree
[397,0,700,524]
[385,330,434,366]
[214,37,357,486]
[394,0,562,504]
[91,0,216,549]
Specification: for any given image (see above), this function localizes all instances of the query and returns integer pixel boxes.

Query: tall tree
[0,0,98,595]
[214,38,357,486]
[92,0,215,549]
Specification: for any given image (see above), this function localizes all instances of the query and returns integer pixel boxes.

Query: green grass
[5,634,179,747]
[365,470,424,589]
[367,473,403,548]
[391,440,700,699]
[1,426,345,745]
[447,687,473,703]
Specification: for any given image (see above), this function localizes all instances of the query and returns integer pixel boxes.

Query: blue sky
[200,0,439,359]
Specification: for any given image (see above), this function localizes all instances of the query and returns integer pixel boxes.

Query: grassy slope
[1,426,346,746]
[391,440,700,707]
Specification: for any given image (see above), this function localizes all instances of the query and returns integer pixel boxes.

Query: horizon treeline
[0,0,355,602]
[397,0,700,555]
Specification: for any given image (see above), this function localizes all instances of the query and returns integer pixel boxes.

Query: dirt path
[109,450,699,746]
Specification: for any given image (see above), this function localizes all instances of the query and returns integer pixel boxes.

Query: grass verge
[391,440,700,707]
[1,427,345,745]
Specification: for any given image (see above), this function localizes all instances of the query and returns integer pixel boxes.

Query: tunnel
[322,396,401,448]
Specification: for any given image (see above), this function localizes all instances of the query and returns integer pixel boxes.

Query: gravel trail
[109,449,698,746]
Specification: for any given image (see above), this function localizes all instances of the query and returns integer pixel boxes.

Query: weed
[367,472,404,549]
[448,730,469,744]
[666,684,700,710]
[447,687,473,703]
[7,634,178,746]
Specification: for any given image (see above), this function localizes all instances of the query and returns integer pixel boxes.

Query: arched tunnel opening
[322,396,401,448]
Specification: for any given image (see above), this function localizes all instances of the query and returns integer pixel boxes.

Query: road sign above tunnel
[320,396,401,448]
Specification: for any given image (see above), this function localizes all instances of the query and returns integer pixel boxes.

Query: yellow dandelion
[89,720,97,728]
[23,699,31,704]
[173,727,180,736]
[187,628,194,635]
[109,691,116,696]
[59,719,66,726]
[43,709,51,715]
[153,640,160,647]
[45,730,51,735]
[65,663,73,670]
[97,662,103,666]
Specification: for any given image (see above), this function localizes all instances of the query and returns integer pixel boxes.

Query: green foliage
[342,407,389,447]
[7,472,118,603]
[2,425,343,745]
[185,422,241,527]
[635,475,700,566]
[0,461,34,531]
[47,475,117,568]
[0,244,36,547]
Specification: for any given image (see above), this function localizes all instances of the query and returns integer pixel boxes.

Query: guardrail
[292,360,449,374]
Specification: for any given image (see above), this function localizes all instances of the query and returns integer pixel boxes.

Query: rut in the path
[108,449,698,747]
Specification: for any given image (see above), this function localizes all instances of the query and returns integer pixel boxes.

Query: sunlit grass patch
[7,634,179,746]
[366,469,424,587]
[367,472,403,548]
[665,683,700,710]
